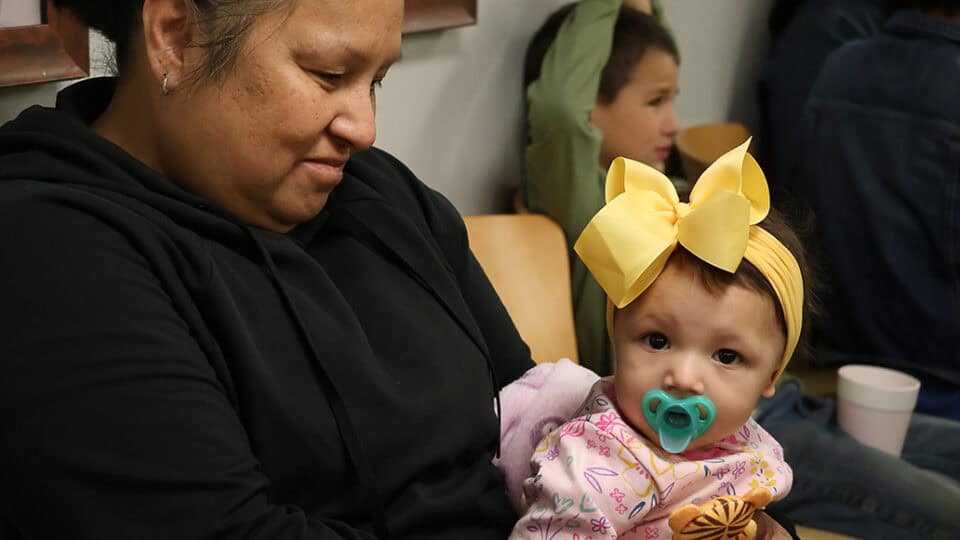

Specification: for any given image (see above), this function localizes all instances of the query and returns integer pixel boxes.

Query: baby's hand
[752,510,793,540]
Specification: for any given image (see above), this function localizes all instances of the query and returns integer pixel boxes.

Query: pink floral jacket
[509,380,792,539]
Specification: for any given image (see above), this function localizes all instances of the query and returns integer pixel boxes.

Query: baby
[508,140,807,538]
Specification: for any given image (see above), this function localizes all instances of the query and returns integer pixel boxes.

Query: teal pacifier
[641,389,716,454]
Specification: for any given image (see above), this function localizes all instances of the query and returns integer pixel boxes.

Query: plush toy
[667,487,773,540]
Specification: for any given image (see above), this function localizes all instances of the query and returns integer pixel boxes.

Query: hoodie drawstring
[333,210,504,459]
[242,225,390,539]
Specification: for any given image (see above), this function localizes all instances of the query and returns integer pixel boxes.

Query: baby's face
[612,261,784,451]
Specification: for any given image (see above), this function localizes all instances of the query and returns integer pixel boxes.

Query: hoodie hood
[0,77,245,242]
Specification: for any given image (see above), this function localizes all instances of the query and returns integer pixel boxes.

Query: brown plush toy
[667,488,773,540]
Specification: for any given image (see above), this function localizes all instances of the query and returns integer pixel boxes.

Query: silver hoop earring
[161,73,170,95]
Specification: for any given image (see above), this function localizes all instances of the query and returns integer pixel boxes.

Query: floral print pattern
[509,380,792,539]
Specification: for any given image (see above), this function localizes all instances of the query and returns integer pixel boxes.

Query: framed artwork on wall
[403,0,477,34]
[0,0,89,88]
[0,0,475,88]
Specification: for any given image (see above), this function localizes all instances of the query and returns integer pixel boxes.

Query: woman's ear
[141,0,195,93]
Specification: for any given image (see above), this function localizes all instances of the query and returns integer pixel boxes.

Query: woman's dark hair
[52,0,291,82]
[523,3,679,105]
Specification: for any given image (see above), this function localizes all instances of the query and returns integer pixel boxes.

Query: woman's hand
[754,511,794,540]
[621,0,653,14]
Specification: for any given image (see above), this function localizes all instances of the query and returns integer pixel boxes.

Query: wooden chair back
[464,214,578,364]
[675,122,751,181]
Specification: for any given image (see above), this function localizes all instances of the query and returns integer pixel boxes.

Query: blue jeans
[757,381,960,539]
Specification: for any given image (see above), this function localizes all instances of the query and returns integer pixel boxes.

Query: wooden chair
[675,122,751,181]
[463,214,577,364]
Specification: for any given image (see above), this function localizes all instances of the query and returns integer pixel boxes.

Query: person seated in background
[757,0,884,211]
[510,142,805,539]
[522,0,679,375]
[759,4,960,534]
[799,0,960,420]
[758,376,960,538]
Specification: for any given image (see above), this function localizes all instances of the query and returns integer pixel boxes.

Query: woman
[0,0,532,538]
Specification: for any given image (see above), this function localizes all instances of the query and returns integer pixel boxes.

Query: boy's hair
[523,4,680,105]
[665,205,816,368]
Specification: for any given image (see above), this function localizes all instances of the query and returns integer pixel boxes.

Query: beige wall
[663,0,774,131]
[374,0,570,216]
[0,0,774,215]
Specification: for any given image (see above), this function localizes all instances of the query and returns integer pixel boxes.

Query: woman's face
[162,0,403,231]
[590,48,679,172]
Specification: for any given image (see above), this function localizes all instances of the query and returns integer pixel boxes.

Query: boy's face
[590,48,679,172]
[612,260,784,452]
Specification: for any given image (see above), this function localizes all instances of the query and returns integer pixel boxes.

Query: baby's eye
[643,333,669,350]
[714,349,741,365]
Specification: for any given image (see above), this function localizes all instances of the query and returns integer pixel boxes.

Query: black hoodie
[0,78,533,540]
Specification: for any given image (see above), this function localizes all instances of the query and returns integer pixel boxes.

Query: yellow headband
[574,139,802,377]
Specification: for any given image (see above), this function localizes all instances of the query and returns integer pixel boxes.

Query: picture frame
[0,0,89,88]
[403,0,477,34]
[0,0,473,88]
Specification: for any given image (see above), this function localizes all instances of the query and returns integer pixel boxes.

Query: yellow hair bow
[574,139,802,373]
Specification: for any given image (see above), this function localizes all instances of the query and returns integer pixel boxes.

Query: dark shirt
[759,0,883,207]
[0,78,533,539]
[801,12,960,411]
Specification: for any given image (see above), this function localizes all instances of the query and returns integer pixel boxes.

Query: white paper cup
[837,365,921,456]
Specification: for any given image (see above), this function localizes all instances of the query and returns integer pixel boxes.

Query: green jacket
[524,0,664,374]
